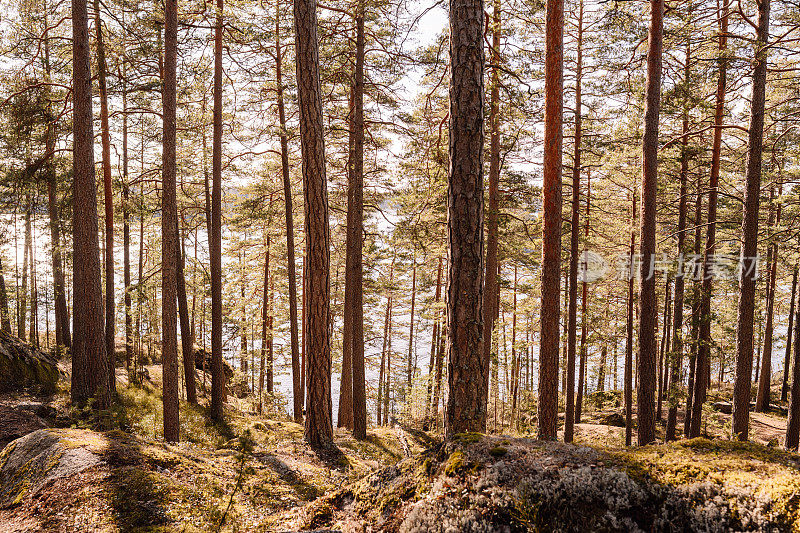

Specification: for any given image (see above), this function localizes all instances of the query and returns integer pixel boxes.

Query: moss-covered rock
[0,429,103,507]
[0,331,59,395]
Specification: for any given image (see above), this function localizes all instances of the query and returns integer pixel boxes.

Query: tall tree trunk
[341,1,366,440]
[135,126,145,384]
[210,0,226,421]
[445,0,487,436]
[122,51,132,375]
[782,267,798,402]
[666,49,691,439]
[756,186,781,412]
[483,0,502,432]
[349,0,366,440]
[732,0,770,441]
[43,9,70,350]
[161,0,180,442]
[538,0,564,441]
[71,0,110,408]
[93,0,116,392]
[563,0,582,444]
[295,0,333,448]
[636,0,664,446]
[274,2,302,422]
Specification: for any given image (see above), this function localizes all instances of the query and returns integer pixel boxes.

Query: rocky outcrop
[0,330,59,395]
[0,429,104,508]
[289,435,800,532]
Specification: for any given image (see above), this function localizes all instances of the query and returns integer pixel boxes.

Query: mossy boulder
[0,429,103,508]
[0,330,59,394]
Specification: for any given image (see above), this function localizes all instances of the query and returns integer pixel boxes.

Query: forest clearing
[3,0,800,530]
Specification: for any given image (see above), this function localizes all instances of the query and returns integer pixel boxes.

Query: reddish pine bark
[210,0,226,421]
[294,0,334,448]
[71,0,110,409]
[636,0,664,446]
[538,0,564,441]
[732,0,770,441]
[445,0,487,437]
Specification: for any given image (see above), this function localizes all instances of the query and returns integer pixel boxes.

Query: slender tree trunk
[267,278,274,392]
[483,0,502,433]
[685,171,704,438]
[445,0,487,436]
[377,259,394,425]
[782,267,798,402]
[510,266,519,421]
[657,278,672,421]
[274,3,302,422]
[349,1,366,441]
[598,345,607,392]
[43,12,70,350]
[122,51,132,376]
[732,0,770,441]
[295,0,333,448]
[425,255,443,427]
[787,286,800,449]
[260,234,271,407]
[239,251,248,374]
[160,0,180,441]
[177,226,196,404]
[576,173,590,424]
[385,282,394,425]
[636,0,664,446]
[29,225,38,347]
[0,257,10,334]
[564,0,582,444]
[71,0,110,408]
[377,296,390,426]
[19,199,30,341]
[538,0,564,441]
[210,0,226,421]
[93,0,116,392]
[432,304,446,427]
[406,257,417,390]
[625,192,637,446]
[756,186,781,412]
[341,1,366,440]
[691,1,729,438]
[666,51,691,439]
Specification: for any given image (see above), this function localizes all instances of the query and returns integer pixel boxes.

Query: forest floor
[1,363,799,532]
